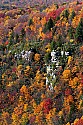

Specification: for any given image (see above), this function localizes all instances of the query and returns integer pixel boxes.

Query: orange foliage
[74,116,83,125]
[34,53,40,62]
[62,69,71,79]
[20,85,28,94]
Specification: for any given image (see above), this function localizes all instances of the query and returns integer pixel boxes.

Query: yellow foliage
[64,96,73,106]
[66,22,69,27]
[69,77,79,88]
[35,70,42,82]
[70,39,74,43]
[21,113,28,119]
[45,43,50,49]
[34,105,42,114]
[78,100,83,109]
[68,56,73,65]
[72,66,78,73]
[72,15,80,28]
[41,17,46,26]
[66,122,70,125]
[62,69,71,79]
[40,101,44,107]
[46,48,51,53]
[30,24,36,31]
[25,93,31,101]
[45,43,51,53]
[73,77,79,85]
[12,113,19,122]
[41,32,46,40]
[34,53,40,61]
[81,116,83,119]
[26,65,30,71]
[19,96,24,102]
[46,113,52,120]
[7,82,13,87]
[20,85,28,94]
[74,118,79,125]
[32,101,37,109]
[58,111,63,117]
[2,73,6,79]
[24,104,28,112]
[17,65,22,70]
[39,27,42,35]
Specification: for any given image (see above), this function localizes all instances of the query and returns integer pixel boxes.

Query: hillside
[0,0,82,9]
[0,1,83,125]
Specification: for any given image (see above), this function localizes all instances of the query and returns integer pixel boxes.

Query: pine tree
[64,9,69,20]
[47,18,54,31]
[68,27,74,39]
[44,18,54,33]
[51,41,56,50]
[28,18,33,26]
[8,30,14,49]
[75,18,83,42]
[70,10,75,21]
[15,34,19,43]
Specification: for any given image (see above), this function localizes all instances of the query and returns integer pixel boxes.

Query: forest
[0,0,83,125]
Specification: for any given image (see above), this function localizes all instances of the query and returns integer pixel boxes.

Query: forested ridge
[0,1,83,125]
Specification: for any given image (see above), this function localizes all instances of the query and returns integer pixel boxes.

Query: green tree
[15,33,19,43]
[21,28,26,38]
[56,35,63,47]
[70,10,76,21]
[64,9,69,20]
[54,3,59,9]
[28,18,33,26]
[51,41,56,50]
[8,30,14,49]
[75,18,83,42]
[47,18,54,31]
[20,28,26,43]
[68,27,74,39]
[44,18,54,33]
[44,52,51,64]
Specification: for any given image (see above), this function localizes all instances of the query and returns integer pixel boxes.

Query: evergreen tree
[21,28,26,38]
[44,52,51,64]
[64,9,69,20]
[51,41,56,50]
[54,3,59,9]
[75,18,83,42]
[70,10,76,20]
[15,34,19,43]
[47,18,54,31]
[56,35,63,47]
[8,30,14,49]
[68,27,74,39]
[20,28,26,42]
[44,18,54,33]
[28,18,33,26]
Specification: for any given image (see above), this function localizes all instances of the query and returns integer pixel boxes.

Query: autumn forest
[0,0,83,125]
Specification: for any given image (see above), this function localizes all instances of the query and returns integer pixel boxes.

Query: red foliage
[45,31,52,40]
[80,74,83,84]
[65,88,72,96]
[0,12,5,18]
[75,118,83,125]
[5,41,9,46]
[12,67,17,73]
[30,115,36,124]
[46,7,65,21]
[43,98,53,114]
